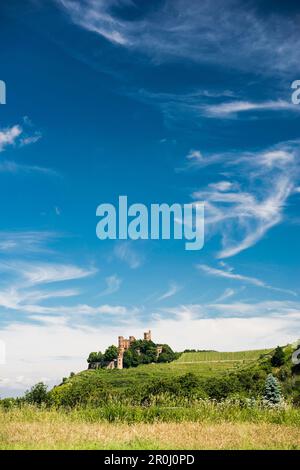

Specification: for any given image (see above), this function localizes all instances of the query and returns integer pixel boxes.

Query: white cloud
[197,264,297,296]
[57,0,300,75]
[0,160,57,176]
[191,142,298,258]
[203,100,300,118]
[0,126,22,152]
[0,300,299,396]
[215,288,236,302]
[0,124,42,152]
[157,282,182,301]
[5,261,96,286]
[259,150,295,169]
[98,275,122,297]
[0,231,59,253]
[208,181,234,192]
[22,303,133,316]
[0,123,55,176]
[114,242,143,269]
[19,132,42,147]
[151,312,300,353]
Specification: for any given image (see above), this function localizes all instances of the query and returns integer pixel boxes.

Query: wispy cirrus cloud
[214,288,237,303]
[190,141,299,258]
[202,100,300,118]
[0,259,137,321]
[0,261,97,286]
[0,160,58,176]
[157,282,182,302]
[0,122,58,176]
[158,299,300,321]
[57,0,300,76]
[114,242,144,269]
[197,264,297,296]
[0,231,59,253]
[97,274,122,297]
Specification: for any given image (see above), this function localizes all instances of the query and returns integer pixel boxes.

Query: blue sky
[1,0,300,396]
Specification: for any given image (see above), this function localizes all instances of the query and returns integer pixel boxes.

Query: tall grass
[2,400,300,426]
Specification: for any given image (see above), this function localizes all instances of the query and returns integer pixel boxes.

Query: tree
[25,382,48,405]
[103,345,118,362]
[157,344,176,363]
[264,374,282,405]
[271,346,285,367]
[87,351,103,364]
[178,373,200,392]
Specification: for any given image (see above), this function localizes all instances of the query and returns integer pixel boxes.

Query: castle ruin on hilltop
[116,330,162,369]
[88,330,164,370]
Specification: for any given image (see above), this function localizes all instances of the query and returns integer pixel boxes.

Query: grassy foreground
[1,405,300,450]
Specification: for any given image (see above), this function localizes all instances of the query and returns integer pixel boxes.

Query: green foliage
[0,398,16,410]
[271,346,285,367]
[87,351,103,364]
[49,374,111,407]
[264,374,282,405]
[24,382,48,406]
[51,344,299,410]
[103,345,118,362]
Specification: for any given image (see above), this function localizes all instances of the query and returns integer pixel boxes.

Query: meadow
[1,403,300,450]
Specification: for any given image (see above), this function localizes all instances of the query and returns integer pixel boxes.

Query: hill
[58,347,275,392]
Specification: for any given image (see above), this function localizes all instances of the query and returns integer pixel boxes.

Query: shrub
[271,346,285,367]
[24,382,48,406]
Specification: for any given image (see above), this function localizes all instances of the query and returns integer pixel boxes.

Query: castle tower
[118,336,124,348]
[117,351,123,369]
[129,335,136,345]
[144,330,152,342]
[117,336,124,369]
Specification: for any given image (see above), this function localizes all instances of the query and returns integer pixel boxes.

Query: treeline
[87,339,179,369]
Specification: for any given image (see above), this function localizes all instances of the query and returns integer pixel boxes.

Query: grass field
[177,349,272,362]
[1,406,299,450]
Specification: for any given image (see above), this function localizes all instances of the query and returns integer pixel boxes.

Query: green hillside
[177,349,271,363]
[66,348,272,392]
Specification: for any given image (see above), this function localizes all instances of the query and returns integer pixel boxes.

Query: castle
[88,330,163,370]
[116,330,162,369]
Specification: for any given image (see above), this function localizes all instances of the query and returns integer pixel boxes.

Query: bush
[49,374,111,407]
[271,346,285,367]
[24,382,48,406]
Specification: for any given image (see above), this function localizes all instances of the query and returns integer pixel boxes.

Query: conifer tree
[264,374,282,405]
